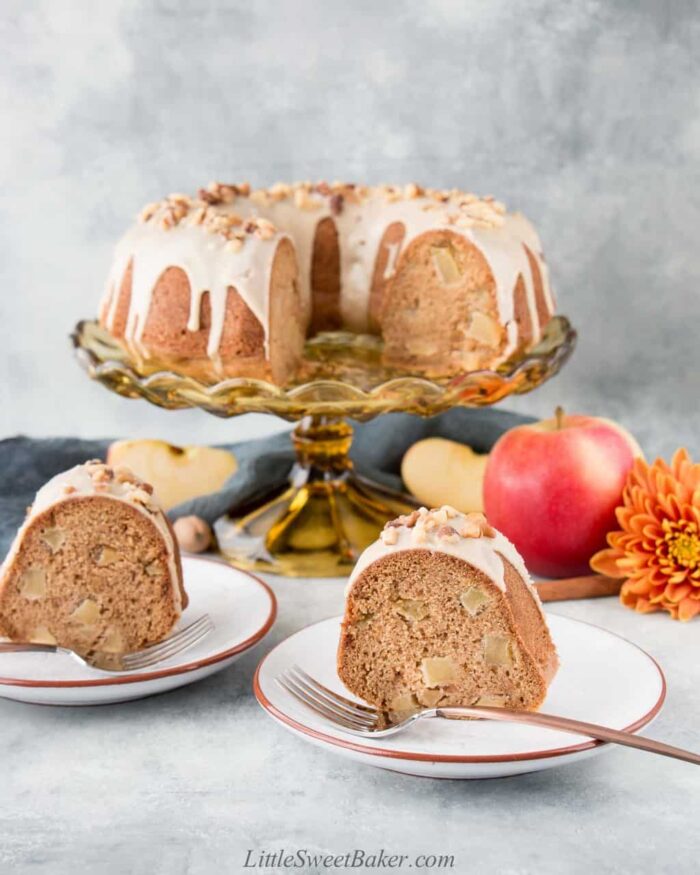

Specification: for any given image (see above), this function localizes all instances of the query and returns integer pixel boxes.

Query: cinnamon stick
[535,574,622,602]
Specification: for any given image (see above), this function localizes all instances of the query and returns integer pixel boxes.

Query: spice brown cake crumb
[337,508,558,722]
[0,462,185,656]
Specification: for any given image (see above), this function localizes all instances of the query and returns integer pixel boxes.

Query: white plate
[255,614,665,779]
[0,556,276,706]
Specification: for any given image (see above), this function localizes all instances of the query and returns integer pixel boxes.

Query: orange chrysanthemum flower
[591,448,700,621]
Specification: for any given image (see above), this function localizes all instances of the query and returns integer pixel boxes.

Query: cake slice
[337,507,558,723]
[0,461,186,656]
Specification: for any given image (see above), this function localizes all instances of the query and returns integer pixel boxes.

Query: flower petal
[665,583,692,603]
[590,549,626,578]
[678,598,700,622]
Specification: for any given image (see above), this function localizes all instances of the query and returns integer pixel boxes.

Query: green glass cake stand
[72,317,576,577]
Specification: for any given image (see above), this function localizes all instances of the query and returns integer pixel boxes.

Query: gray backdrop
[1,0,698,457]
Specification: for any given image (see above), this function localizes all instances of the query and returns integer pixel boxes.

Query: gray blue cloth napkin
[0,408,532,556]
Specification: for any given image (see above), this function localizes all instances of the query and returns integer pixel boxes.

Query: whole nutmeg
[173,515,212,553]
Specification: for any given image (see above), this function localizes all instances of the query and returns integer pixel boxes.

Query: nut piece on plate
[173,515,213,553]
[420,656,458,688]
[401,437,488,513]
[106,439,237,511]
[482,634,513,667]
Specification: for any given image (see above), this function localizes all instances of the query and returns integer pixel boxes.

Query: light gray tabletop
[0,576,697,875]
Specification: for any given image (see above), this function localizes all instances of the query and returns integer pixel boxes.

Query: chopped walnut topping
[254,218,277,239]
[91,467,112,484]
[135,181,508,254]
[269,182,292,200]
[404,182,424,199]
[386,510,420,529]
[114,467,139,485]
[411,524,427,544]
[294,188,323,211]
[437,524,460,543]
[379,507,498,548]
[380,184,402,203]
[459,519,482,538]
[432,507,449,525]
[197,182,244,205]
[138,202,159,223]
[189,206,208,225]
[168,192,191,207]
[380,527,399,546]
[465,512,496,538]
[198,188,220,204]
[129,488,155,509]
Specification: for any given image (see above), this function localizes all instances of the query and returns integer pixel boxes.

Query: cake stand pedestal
[214,415,415,577]
[72,317,576,577]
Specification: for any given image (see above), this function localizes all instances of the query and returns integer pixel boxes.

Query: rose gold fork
[277,665,700,766]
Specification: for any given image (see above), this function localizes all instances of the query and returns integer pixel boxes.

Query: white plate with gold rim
[254,614,665,779]
[0,557,276,706]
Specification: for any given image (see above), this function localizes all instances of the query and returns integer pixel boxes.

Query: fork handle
[0,642,58,655]
[436,706,700,765]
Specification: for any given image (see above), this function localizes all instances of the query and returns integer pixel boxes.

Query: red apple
[483,409,642,578]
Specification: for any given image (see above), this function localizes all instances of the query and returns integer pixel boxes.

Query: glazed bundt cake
[99,182,556,383]
[0,461,186,656]
[337,507,558,723]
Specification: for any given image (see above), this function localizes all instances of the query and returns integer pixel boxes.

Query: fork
[0,614,214,672]
[277,666,700,766]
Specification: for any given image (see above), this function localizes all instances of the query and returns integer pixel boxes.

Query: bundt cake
[99,181,556,383]
[337,507,558,723]
[0,461,186,656]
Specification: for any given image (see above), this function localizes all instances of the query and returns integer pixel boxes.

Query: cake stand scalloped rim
[71,315,577,420]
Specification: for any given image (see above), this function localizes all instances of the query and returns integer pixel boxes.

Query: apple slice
[107,440,237,510]
[401,437,488,513]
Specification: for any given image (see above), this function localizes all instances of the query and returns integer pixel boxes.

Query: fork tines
[121,614,215,670]
[277,665,379,732]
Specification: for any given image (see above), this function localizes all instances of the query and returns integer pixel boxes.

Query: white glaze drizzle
[345,507,544,617]
[0,463,183,614]
[101,186,554,366]
[104,219,288,361]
